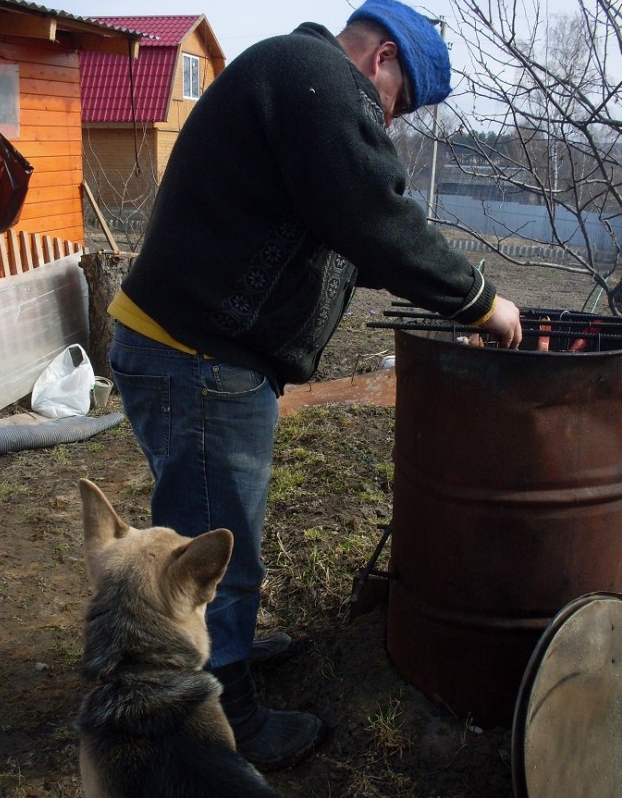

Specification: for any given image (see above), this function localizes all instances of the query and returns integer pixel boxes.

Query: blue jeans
[109,323,278,668]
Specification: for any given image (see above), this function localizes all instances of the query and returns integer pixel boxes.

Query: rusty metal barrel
[387,327,622,726]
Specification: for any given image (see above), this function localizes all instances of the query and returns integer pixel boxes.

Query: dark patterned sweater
[121,22,496,392]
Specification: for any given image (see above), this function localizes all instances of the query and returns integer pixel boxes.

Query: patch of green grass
[263,404,394,629]
[48,641,82,667]
[302,527,324,541]
[358,488,386,503]
[0,482,29,503]
[47,445,71,464]
[268,465,306,504]
[53,725,77,743]
[107,422,129,436]
[366,691,411,760]
[374,461,394,489]
[127,480,154,496]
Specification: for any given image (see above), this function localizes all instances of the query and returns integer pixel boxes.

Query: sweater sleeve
[252,29,496,324]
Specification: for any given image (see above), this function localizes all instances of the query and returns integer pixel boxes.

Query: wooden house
[0,0,144,271]
[0,0,144,410]
[80,15,225,219]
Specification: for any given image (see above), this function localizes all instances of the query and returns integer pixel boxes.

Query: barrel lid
[512,592,622,798]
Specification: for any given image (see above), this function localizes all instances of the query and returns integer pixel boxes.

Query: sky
[55,0,374,63]
[54,0,581,126]
[52,0,567,71]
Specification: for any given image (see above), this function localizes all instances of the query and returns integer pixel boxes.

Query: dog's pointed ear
[168,528,234,608]
[80,478,131,582]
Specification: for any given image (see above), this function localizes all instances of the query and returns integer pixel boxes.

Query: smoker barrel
[381,308,622,726]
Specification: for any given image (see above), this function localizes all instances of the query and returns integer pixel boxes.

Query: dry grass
[262,404,394,632]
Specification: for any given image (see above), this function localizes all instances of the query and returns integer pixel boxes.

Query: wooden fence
[0,230,83,279]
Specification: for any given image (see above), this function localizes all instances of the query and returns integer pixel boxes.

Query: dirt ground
[0,248,611,798]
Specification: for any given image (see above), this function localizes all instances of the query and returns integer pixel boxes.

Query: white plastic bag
[31,345,95,418]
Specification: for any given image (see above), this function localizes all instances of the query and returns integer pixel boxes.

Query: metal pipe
[426,19,445,223]
[368,308,622,351]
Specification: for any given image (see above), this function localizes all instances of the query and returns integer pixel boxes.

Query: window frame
[0,64,20,138]
[182,53,200,100]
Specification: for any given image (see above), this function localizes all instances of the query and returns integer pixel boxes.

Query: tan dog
[77,478,283,798]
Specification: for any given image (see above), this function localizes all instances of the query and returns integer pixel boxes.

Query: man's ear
[371,40,399,76]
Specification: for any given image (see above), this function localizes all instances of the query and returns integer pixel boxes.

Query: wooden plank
[19,94,81,113]
[42,236,54,263]
[17,191,82,222]
[18,198,81,220]
[23,156,82,177]
[19,184,76,204]
[72,33,139,59]
[21,173,77,191]
[16,219,83,242]
[19,232,34,272]
[56,227,83,245]
[12,215,83,240]
[32,234,45,268]
[20,109,83,130]
[0,237,9,279]
[23,223,84,245]
[0,11,57,40]
[6,231,22,275]
[16,140,82,158]
[21,90,80,110]
[0,39,78,70]
[14,189,83,232]
[21,123,83,142]
[82,181,120,252]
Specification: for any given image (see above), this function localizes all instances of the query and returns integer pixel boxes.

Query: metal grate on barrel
[369,304,622,353]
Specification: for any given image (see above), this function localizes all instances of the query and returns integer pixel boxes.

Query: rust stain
[278,368,396,416]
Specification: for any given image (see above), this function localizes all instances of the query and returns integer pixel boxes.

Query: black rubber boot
[249,632,294,668]
[212,660,323,770]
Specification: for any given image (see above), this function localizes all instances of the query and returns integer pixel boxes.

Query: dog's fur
[77,478,283,798]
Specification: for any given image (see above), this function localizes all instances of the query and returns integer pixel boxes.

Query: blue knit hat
[348,0,451,112]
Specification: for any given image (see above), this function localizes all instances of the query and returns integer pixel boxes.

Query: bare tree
[82,123,159,253]
[390,109,459,210]
[423,0,622,312]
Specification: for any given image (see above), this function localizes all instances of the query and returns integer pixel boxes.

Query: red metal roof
[94,15,200,47]
[80,16,204,124]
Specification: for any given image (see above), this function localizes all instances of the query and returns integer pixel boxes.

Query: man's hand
[481,296,522,349]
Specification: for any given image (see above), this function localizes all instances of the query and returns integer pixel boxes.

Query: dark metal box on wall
[381,308,622,726]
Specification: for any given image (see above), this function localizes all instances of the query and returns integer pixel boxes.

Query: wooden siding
[1,36,85,245]
[153,129,179,179]
[82,126,158,213]
[164,26,218,133]
[80,21,222,213]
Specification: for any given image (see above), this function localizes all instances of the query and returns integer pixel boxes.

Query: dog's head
[79,478,233,670]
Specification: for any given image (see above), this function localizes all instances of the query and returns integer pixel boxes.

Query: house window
[0,64,20,138]
[183,54,200,100]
